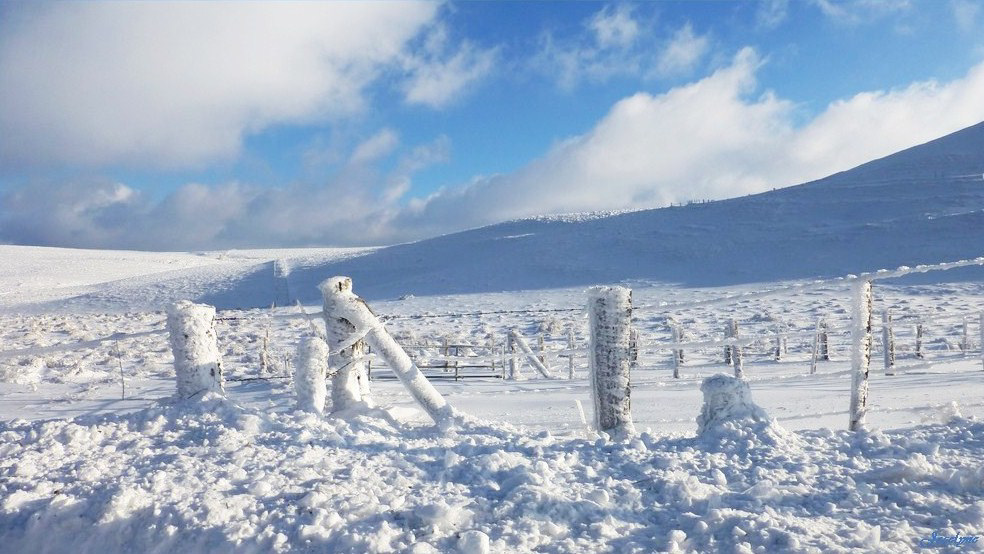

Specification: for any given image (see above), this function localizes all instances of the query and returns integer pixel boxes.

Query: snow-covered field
[2,246,984,552]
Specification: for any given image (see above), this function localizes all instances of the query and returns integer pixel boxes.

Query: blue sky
[1,0,983,250]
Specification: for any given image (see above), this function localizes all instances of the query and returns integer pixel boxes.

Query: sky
[1,0,983,251]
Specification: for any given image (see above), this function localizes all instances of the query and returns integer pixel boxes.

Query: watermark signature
[920,529,980,548]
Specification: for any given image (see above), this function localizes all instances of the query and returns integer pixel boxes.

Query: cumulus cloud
[398,49,984,234]
[4,48,984,250]
[401,24,498,108]
[952,0,982,32]
[0,2,441,169]
[534,5,710,89]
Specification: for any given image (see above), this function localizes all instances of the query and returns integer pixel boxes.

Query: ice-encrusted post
[723,320,735,365]
[980,312,984,371]
[566,328,576,380]
[295,336,329,414]
[849,279,873,431]
[320,278,372,412]
[671,324,682,379]
[810,317,821,375]
[962,317,971,354]
[882,310,895,374]
[509,329,553,378]
[507,333,521,380]
[915,323,924,359]
[587,286,635,439]
[320,277,456,427]
[818,318,830,361]
[167,301,224,399]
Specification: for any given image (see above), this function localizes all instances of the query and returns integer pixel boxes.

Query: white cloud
[813,0,911,24]
[401,26,497,108]
[534,6,709,89]
[350,129,400,165]
[398,49,984,234]
[952,0,982,32]
[756,0,790,29]
[589,5,641,48]
[656,24,711,76]
[0,2,440,169]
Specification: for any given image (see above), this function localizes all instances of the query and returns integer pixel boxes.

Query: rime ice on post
[696,374,769,435]
[849,280,873,431]
[587,286,635,439]
[671,324,682,379]
[882,310,895,373]
[980,312,984,371]
[167,300,224,399]
[319,277,456,428]
[509,330,552,378]
[319,277,372,412]
[295,336,329,414]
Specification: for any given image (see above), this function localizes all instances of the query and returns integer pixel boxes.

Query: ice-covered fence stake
[818,318,830,361]
[167,300,225,399]
[731,330,744,379]
[882,310,895,374]
[849,280,873,431]
[567,328,576,380]
[320,278,372,413]
[980,312,984,371]
[587,286,636,439]
[509,330,553,379]
[963,317,971,354]
[671,324,682,379]
[810,317,821,375]
[629,328,639,371]
[320,277,456,428]
[537,334,546,367]
[507,334,522,380]
[295,336,329,414]
[723,320,736,365]
[915,323,924,359]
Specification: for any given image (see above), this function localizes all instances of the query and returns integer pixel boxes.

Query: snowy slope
[274,121,984,303]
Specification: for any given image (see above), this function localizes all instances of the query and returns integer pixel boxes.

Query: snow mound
[696,374,794,449]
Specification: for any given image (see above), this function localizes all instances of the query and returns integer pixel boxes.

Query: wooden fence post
[723,319,735,365]
[980,312,984,371]
[509,330,553,378]
[882,310,895,374]
[587,286,635,439]
[818,318,830,361]
[319,277,456,428]
[849,279,873,431]
[320,279,372,413]
[963,317,971,354]
[537,334,546,367]
[507,333,520,380]
[566,328,576,380]
[671,324,682,379]
[629,328,639,372]
[915,323,924,359]
[810,317,821,375]
[295,336,329,414]
[774,322,785,362]
[167,301,225,399]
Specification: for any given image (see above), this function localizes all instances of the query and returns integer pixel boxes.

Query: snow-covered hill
[273,120,984,302]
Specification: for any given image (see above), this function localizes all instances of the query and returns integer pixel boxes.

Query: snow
[294,337,328,415]
[3,120,984,550]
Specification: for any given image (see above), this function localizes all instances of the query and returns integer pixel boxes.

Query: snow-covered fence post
[566,328,576,380]
[509,329,553,378]
[320,277,456,428]
[774,322,785,362]
[537,334,546,367]
[295,336,329,414]
[260,329,270,374]
[671,324,682,379]
[882,310,895,374]
[849,279,873,431]
[723,320,735,365]
[587,286,635,439]
[629,328,639,371]
[980,312,984,371]
[818,318,830,361]
[507,334,520,380]
[810,317,821,375]
[962,317,971,354]
[320,279,372,413]
[167,300,224,399]
[915,323,924,359]
[731,332,744,379]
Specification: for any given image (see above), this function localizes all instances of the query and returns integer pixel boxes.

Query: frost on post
[696,374,769,435]
[167,300,224,399]
[319,277,456,428]
[319,277,372,413]
[587,286,635,440]
[295,336,329,414]
[849,280,873,431]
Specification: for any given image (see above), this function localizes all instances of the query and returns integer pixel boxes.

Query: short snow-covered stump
[295,336,329,415]
[167,300,224,399]
[696,374,793,448]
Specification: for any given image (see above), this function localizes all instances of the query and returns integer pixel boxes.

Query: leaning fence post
[167,300,225,399]
[295,336,329,414]
[320,277,456,428]
[587,286,635,439]
[849,279,873,431]
[320,279,372,413]
[509,330,553,378]
[882,310,895,374]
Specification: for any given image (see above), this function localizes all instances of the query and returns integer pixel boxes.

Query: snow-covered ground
[2,246,984,552]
